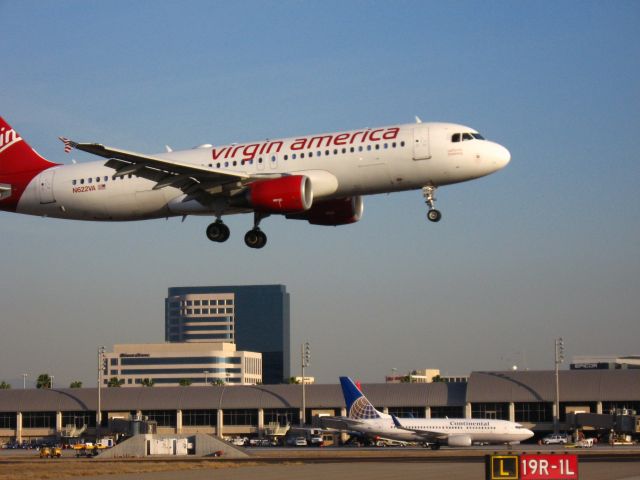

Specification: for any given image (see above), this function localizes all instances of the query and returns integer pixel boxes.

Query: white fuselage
[357,415,533,444]
[15,122,510,220]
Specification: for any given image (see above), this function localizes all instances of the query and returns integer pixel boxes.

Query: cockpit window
[453,132,485,142]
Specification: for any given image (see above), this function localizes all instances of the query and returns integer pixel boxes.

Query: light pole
[50,375,54,389]
[97,346,105,436]
[301,341,310,426]
[22,373,28,389]
[204,370,209,386]
[554,337,565,434]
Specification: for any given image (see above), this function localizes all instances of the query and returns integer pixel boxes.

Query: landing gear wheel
[206,221,230,242]
[430,443,441,450]
[427,209,442,223]
[244,228,267,249]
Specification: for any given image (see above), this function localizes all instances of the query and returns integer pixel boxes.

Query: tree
[0,381,11,389]
[107,377,124,388]
[431,375,444,383]
[141,378,155,387]
[36,373,52,389]
[211,378,225,386]
[178,378,192,386]
[70,381,83,388]
[285,377,300,384]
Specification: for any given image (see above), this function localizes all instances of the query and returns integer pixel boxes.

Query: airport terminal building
[1,369,639,443]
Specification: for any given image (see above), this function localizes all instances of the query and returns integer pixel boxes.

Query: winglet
[415,115,422,124]
[58,137,77,153]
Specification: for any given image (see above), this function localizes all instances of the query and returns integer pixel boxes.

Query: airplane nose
[495,144,511,169]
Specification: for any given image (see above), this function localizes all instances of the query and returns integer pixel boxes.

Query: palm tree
[107,377,124,388]
[36,373,52,389]
[211,378,225,386]
[141,378,155,387]
[70,381,83,388]
[286,377,300,384]
[0,381,11,389]
[178,378,192,386]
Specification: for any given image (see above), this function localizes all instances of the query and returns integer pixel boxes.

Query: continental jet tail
[324,376,533,449]
[0,115,510,248]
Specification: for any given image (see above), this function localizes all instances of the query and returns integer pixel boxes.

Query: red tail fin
[0,116,59,211]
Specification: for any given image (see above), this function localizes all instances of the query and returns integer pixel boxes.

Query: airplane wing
[317,416,369,431]
[391,415,446,441]
[60,138,252,201]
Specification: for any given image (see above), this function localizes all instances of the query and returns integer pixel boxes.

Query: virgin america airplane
[0,115,510,248]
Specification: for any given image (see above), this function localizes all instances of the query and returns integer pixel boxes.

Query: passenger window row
[208,141,406,169]
[72,174,133,185]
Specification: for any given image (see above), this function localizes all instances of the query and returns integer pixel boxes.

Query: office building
[571,355,640,370]
[103,342,261,387]
[166,285,290,384]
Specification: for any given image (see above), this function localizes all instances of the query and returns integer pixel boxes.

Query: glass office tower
[166,285,290,384]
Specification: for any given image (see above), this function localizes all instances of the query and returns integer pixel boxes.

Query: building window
[0,412,16,429]
[264,408,299,426]
[141,410,176,427]
[514,402,552,423]
[602,401,640,414]
[225,300,233,305]
[22,412,56,429]
[387,407,424,418]
[430,406,464,418]
[194,300,201,306]
[182,409,217,426]
[223,409,257,426]
[62,411,96,428]
[472,403,509,420]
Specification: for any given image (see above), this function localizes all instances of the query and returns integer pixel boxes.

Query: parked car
[542,434,569,445]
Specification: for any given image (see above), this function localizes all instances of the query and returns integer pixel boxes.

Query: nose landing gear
[422,185,442,222]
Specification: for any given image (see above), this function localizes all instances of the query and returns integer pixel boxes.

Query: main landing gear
[206,219,230,243]
[205,214,269,249]
[244,212,268,249]
[422,185,442,222]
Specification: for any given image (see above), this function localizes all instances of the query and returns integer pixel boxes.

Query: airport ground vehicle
[575,438,594,448]
[39,446,62,458]
[542,434,570,445]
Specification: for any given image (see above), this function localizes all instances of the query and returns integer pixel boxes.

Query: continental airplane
[0,115,510,248]
[322,377,533,449]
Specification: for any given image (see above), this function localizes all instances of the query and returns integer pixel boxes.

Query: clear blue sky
[1,1,638,386]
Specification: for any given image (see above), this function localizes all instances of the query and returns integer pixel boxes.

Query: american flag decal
[58,136,76,153]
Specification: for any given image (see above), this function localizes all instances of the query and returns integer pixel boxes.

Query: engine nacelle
[286,196,363,226]
[237,175,313,214]
[447,435,472,447]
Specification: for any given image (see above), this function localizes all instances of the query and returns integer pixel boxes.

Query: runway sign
[486,454,578,480]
